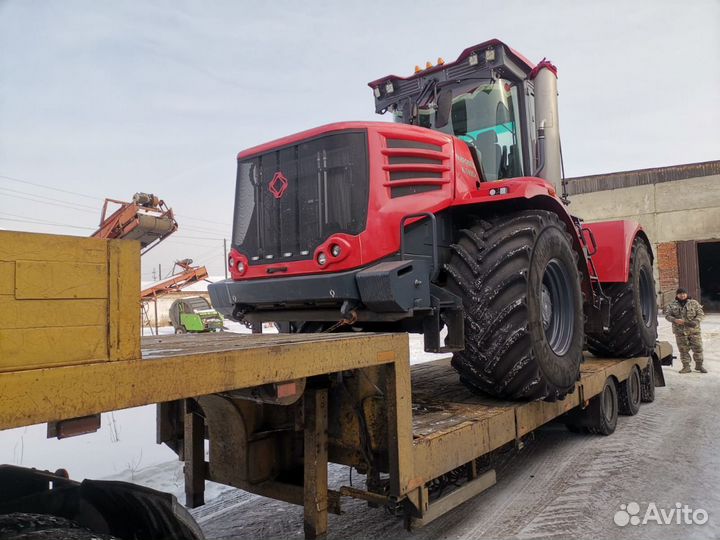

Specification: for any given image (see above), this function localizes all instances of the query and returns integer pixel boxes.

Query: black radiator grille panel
[233,131,369,263]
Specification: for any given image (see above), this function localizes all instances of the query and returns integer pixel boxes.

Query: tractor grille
[232,131,369,264]
[382,137,451,198]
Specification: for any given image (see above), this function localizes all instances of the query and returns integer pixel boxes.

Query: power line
[174,213,232,228]
[171,234,226,241]
[0,186,99,211]
[1,172,233,230]
[0,215,95,231]
[0,190,100,214]
[0,174,102,201]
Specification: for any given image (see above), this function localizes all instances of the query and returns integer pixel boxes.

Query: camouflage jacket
[664,298,704,335]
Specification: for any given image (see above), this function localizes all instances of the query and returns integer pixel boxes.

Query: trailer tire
[641,358,656,403]
[0,513,119,540]
[586,378,618,435]
[587,238,657,358]
[175,327,187,334]
[618,365,641,415]
[445,210,584,401]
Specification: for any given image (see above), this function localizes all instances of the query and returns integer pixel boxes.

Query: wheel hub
[639,266,654,327]
[541,258,575,356]
[541,286,553,329]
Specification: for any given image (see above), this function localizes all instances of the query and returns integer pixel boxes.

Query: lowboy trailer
[0,231,670,539]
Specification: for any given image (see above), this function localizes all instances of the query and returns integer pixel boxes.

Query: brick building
[566,160,720,309]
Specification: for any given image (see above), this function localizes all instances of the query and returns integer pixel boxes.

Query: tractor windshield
[395,80,524,181]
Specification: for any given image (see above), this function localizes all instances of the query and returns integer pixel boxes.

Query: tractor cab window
[396,80,524,181]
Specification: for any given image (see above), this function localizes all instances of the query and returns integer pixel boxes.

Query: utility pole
[223,238,228,279]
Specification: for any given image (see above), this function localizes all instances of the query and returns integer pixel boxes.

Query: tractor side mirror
[435,89,452,129]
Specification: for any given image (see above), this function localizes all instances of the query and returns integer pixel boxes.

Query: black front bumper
[208,259,432,320]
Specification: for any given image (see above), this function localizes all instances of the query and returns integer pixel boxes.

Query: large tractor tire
[586,238,657,358]
[445,210,584,401]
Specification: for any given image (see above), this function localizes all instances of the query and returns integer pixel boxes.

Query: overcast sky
[1,0,718,279]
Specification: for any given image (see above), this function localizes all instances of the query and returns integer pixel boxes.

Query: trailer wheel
[445,210,584,401]
[0,513,119,540]
[587,238,657,358]
[641,358,656,403]
[618,365,641,415]
[586,378,619,435]
[175,327,187,334]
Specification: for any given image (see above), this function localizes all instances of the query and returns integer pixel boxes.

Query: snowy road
[193,316,720,540]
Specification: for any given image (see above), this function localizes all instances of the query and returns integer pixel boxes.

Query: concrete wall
[567,173,720,305]
[568,173,720,245]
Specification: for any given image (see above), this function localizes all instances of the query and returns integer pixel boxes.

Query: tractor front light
[330,244,342,257]
[485,48,496,62]
[489,186,509,196]
[237,261,246,274]
[468,53,479,66]
[385,81,394,94]
[317,252,327,266]
[229,257,235,268]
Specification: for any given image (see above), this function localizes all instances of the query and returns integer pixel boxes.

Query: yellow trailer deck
[0,231,671,539]
[0,331,669,538]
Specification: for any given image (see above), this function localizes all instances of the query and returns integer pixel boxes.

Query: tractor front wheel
[445,210,584,401]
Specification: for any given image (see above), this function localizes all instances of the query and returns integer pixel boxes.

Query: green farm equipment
[169,297,224,334]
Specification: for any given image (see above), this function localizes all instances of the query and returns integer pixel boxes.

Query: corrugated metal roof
[566,160,720,195]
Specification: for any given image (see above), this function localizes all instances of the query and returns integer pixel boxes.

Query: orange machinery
[91,192,178,254]
[141,259,209,301]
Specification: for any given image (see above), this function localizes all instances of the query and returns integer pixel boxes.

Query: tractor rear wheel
[586,238,657,358]
[445,210,584,401]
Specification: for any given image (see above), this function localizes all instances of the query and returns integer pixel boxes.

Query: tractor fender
[582,220,650,283]
[450,178,595,300]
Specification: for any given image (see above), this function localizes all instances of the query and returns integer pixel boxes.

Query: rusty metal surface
[304,388,329,539]
[677,240,701,300]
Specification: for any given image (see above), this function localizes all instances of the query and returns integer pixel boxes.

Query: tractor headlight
[237,261,246,274]
[330,244,342,257]
[317,252,327,266]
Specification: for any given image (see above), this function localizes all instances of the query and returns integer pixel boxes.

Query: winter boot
[696,366,708,373]
[679,366,692,374]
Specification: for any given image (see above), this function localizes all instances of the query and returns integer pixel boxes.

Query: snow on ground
[2,315,719,539]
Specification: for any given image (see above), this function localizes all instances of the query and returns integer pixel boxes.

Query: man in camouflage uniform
[664,287,706,373]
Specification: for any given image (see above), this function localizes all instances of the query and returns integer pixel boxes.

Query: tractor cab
[368,39,552,185]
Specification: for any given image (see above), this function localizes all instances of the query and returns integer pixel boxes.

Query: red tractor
[209,39,658,401]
